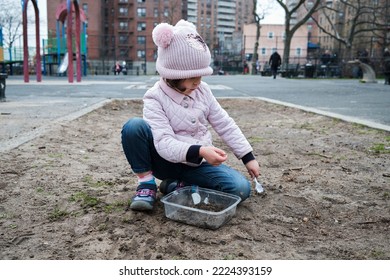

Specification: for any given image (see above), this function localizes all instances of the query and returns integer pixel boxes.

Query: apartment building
[244,23,308,72]
[316,0,343,54]
[46,0,254,75]
[284,0,321,48]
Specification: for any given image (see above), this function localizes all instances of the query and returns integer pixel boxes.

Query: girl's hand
[245,159,260,178]
[199,146,227,166]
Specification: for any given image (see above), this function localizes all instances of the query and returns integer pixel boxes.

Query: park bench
[280,63,300,78]
[260,64,272,76]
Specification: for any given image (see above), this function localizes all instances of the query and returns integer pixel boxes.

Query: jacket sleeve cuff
[186,145,203,164]
[241,152,255,165]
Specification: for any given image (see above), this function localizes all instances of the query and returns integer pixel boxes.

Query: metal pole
[67,0,74,82]
[56,21,61,69]
[144,40,147,75]
[22,0,29,82]
[34,0,42,82]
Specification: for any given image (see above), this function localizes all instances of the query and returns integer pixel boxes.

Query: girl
[121,20,260,211]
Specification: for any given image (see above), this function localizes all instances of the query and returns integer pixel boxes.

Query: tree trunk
[283,31,292,69]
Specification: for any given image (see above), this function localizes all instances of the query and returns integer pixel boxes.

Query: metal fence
[1,46,387,78]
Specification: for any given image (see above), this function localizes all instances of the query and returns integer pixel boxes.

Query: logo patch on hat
[186,34,207,52]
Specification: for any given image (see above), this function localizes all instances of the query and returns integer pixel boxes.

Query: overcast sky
[260,0,285,24]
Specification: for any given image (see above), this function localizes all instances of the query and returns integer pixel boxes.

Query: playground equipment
[58,52,69,74]
[22,0,85,83]
[22,0,42,82]
[348,60,377,83]
[0,27,3,63]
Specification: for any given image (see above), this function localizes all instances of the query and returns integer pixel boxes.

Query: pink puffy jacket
[143,78,253,166]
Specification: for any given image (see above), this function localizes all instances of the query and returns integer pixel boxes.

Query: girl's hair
[165,79,184,89]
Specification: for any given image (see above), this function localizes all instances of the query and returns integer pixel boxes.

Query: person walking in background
[269,51,281,79]
[384,48,390,85]
[113,61,122,75]
[121,20,260,211]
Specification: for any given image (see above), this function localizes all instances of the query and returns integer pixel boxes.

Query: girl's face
[177,77,202,95]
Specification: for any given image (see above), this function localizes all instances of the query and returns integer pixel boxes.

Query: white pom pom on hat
[153,19,213,79]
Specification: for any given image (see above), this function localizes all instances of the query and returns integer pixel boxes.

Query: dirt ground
[1,99,389,260]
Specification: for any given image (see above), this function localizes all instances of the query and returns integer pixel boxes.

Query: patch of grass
[104,201,127,213]
[171,256,186,260]
[336,155,347,161]
[49,207,69,221]
[0,213,10,220]
[36,186,45,193]
[294,122,318,131]
[248,136,264,144]
[48,153,64,159]
[352,123,383,135]
[370,250,385,259]
[332,118,341,125]
[369,143,390,154]
[70,191,100,208]
[368,135,390,154]
[98,223,107,231]
[83,175,113,188]
[223,255,235,260]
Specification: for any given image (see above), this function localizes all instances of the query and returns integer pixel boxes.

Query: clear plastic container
[160,186,241,230]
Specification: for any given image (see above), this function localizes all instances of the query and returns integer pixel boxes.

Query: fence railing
[1,47,387,78]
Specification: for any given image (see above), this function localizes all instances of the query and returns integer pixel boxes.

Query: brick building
[46,0,254,75]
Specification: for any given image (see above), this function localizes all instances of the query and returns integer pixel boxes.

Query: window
[137,22,146,31]
[137,36,146,45]
[82,3,88,14]
[120,49,129,57]
[119,21,128,30]
[154,8,159,17]
[296,48,302,56]
[119,0,128,3]
[137,50,146,58]
[261,48,266,55]
[268,32,274,39]
[137,8,146,17]
[119,7,128,16]
[137,0,146,2]
[119,36,128,44]
[272,48,277,53]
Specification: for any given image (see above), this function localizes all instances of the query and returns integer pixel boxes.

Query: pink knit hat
[152,19,213,79]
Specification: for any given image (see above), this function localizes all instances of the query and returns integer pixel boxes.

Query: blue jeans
[121,117,251,201]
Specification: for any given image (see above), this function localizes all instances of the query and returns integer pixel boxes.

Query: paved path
[1,75,389,152]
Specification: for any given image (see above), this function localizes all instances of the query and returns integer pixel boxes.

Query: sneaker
[130,188,156,211]
[159,179,186,195]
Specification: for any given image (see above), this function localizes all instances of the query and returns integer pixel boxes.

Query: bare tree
[312,0,390,59]
[251,0,265,73]
[251,0,274,74]
[164,0,183,25]
[371,0,390,51]
[276,0,322,67]
[0,1,23,60]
